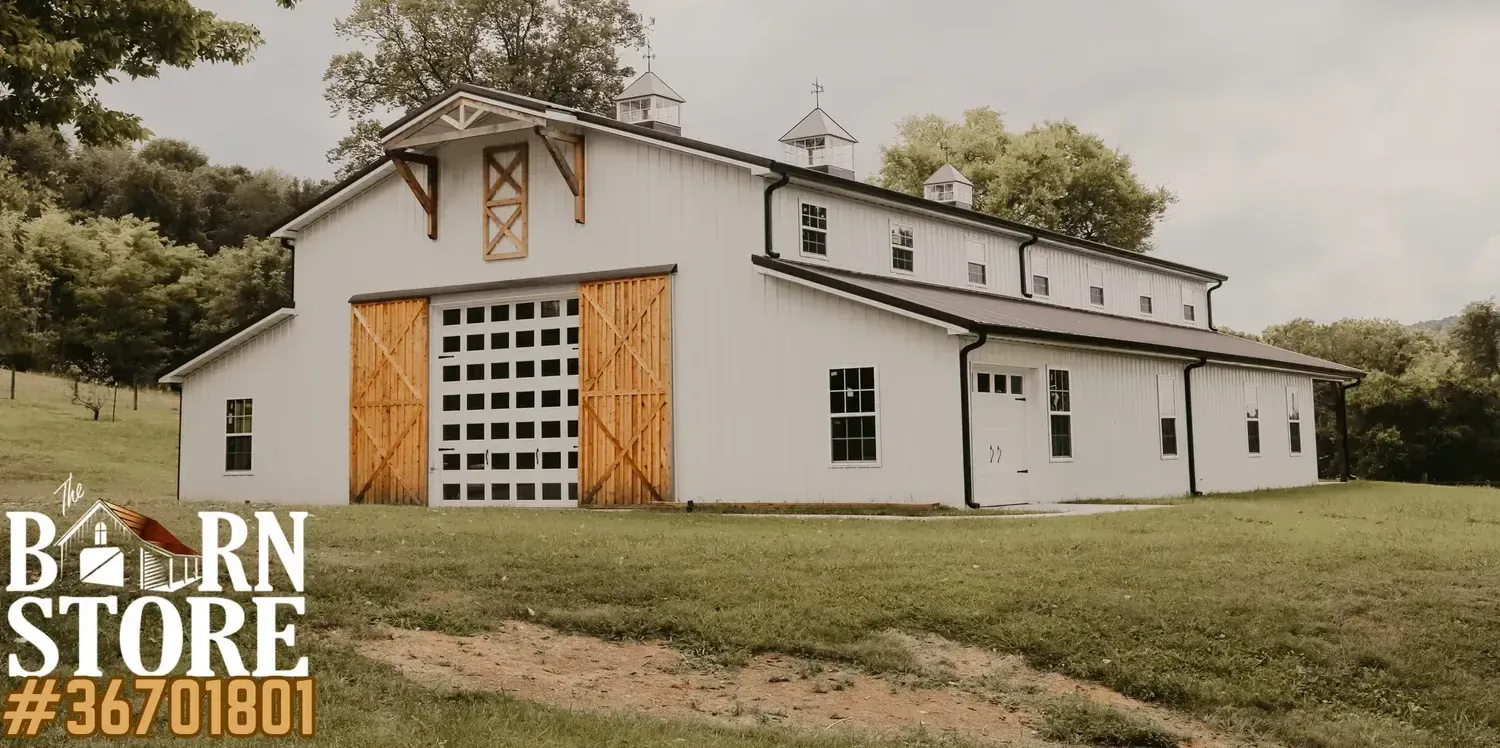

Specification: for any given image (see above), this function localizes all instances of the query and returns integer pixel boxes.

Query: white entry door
[430,289,580,506]
[971,368,1030,504]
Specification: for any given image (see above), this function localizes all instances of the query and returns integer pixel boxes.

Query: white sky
[101,0,1500,331]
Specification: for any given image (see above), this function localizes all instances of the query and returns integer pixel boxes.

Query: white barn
[160,76,1363,508]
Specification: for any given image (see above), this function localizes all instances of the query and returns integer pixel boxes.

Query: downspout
[1183,357,1209,496]
[174,383,183,502]
[763,171,791,258]
[1017,235,1040,298]
[959,330,990,508]
[1338,379,1361,482]
[279,238,297,308]
[1206,279,1223,332]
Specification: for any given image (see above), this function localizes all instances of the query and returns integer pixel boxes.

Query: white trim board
[755,266,968,335]
[158,309,296,384]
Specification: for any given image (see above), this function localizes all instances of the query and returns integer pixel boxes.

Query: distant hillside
[1412,316,1458,335]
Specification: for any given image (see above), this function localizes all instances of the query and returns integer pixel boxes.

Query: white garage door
[429,288,580,505]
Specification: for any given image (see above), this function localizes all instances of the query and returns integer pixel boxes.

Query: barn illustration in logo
[54,500,202,592]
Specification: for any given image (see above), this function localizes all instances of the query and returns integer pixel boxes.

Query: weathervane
[811,79,825,109]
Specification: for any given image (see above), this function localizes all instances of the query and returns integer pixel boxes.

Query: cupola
[923,164,974,210]
[614,70,685,136]
[778,81,857,179]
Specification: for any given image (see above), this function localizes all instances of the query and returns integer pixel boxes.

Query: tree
[1447,300,1500,378]
[323,0,647,175]
[1261,318,1438,377]
[66,357,113,421]
[181,236,292,343]
[873,108,1175,251]
[0,209,48,397]
[0,0,297,146]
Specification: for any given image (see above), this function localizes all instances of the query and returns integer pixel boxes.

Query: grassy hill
[2,371,1497,748]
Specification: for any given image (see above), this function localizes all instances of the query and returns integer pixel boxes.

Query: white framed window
[1139,295,1154,315]
[830,366,878,464]
[1181,287,1198,323]
[965,240,987,287]
[1287,387,1303,455]
[1087,266,1105,307]
[1183,304,1196,321]
[1244,384,1261,456]
[930,183,955,202]
[1031,251,1050,297]
[1157,375,1178,458]
[800,202,828,257]
[1048,368,1072,459]
[93,521,108,546]
[226,398,253,472]
[890,223,915,273]
[617,98,651,123]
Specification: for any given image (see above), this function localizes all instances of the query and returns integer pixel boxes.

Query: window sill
[1048,456,1074,463]
[1160,455,1179,461]
[1247,454,1262,459]
[800,251,830,261]
[830,461,882,469]
[224,471,254,477]
[890,268,915,276]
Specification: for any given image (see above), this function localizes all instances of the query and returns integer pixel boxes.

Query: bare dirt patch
[348,622,1273,747]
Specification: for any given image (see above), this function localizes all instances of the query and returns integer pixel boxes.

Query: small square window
[466,334,485,351]
[466,363,485,381]
[442,336,460,353]
[542,328,560,346]
[1184,304,1196,322]
[491,453,510,470]
[517,391,535,409]
[516,302,535,320]
[568,452,578,469]
[568,420,578,437]
[568,389,579,407]
[542,359,561,377]
[517,330,535,348]
[517,421,536,439]
[443,483,460,500]
[1010,375,1023,395]
[541,300,561,318]
[1090,286,1105,306]
[567,358,579,376]
[1033,275,1050,296]
[968,262,986,285]
[442,424,460,441]
[466,453,486,470]
[566,298,579,316]
[491,332,509,349]
[977,373,990,393]
[466,483,485,501]
[492,483,511,501]
[466,423,485,440]
[1140,296,1154,315]
[467,393,485,410]
[442,453,460,470]
[491,362,509,379]
[442,309,461,326]
[466,307,485,324]
[442,365,460,382]
[995,375,1008,394]
[491,392,509,410]
[491,422,509,439]
[542,390,561,407]
[442,394,460,411]
[516,483,536,500]
[542,452,561,469]
[567,327,579,345]
[542,421,561,438]
[542,483,563,500]
[491,304,509,322]
[517,452,537,470]
[517,360,536,378]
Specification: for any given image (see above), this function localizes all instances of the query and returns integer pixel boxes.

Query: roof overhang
[158,308,295,384]
[752,255,1362,381]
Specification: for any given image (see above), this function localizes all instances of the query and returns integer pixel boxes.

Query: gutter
[1183,357,1209,496]
[1017,235,1039,299]
[958,331,990,508]
[764,170,791,258]
[1338,379,1361,482]
[1206,279,1224,331]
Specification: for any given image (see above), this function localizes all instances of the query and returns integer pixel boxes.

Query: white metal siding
[1190,365,1319,494]
[774,185,1213,328]
[178,318,301,503]
[970,340,1191,502]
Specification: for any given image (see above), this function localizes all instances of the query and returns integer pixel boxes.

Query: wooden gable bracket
[534,126,586,224]
[389,150,440,240]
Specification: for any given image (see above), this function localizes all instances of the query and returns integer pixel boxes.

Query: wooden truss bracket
[535,126,586,224]
[390,150,439,240]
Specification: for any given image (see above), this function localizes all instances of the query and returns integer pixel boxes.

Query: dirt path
[350,622,1269,747]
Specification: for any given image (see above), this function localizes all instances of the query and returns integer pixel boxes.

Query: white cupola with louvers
[614,70,685,136]
[779,81,857,179]
[924,164,974,210]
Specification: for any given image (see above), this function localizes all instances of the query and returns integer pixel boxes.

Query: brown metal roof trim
[103,501,199,557]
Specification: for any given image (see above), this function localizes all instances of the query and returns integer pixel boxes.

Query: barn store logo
[4,480,310,682]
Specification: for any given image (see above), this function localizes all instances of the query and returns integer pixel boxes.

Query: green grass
[1039,697,1182,747]
[4,370,1499,748]
[682,502,1040,516]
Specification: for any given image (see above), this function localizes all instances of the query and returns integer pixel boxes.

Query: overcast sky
[101,0,1500,331]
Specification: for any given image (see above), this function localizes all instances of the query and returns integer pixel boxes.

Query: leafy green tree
[1447,299,1500,377]
[322,0,648,175]
[0,210,48,396]
[1261,318,1438,377]
[873,108,1175,251]
[181,236,291,343]
[0,0,297,145]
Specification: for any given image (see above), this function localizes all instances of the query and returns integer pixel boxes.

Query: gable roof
[615,71,685,103]
[779,108,857,143]
[269,83,1226,282]
[57,500,200,557]
[925,164,973,186]
[752,255,1362,380]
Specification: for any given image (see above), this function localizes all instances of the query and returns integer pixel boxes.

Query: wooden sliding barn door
[349,298,429,505]
[579,276,673,505]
